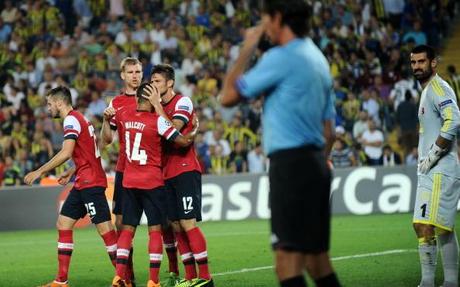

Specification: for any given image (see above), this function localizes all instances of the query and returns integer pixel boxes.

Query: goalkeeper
[411,45,460,287]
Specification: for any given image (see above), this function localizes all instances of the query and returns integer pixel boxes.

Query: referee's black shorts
[269,145,332,254]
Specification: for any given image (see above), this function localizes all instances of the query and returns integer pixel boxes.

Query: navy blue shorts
[165,171,202,222]
[60,186,111,225]
[122,186,167,227]
[269,145,332,253]
[112,171,124,215]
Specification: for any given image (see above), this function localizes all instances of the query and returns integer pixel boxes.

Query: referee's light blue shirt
[236,38,336,155]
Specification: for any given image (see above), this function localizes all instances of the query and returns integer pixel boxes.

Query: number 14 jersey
[116,109,179,189]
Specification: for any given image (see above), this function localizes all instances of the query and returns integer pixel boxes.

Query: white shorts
[413,172,460,231]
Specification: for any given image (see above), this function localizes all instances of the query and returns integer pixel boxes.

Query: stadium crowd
[0,0,458,186]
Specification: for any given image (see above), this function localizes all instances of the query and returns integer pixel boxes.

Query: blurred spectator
[247,142,266,173]
[360,119,384,165]
[209,144,228,175]
[224,114,257,150]
[396,90,418,157]
[342,91,360,132]
[0,18,12,42]
[207,128,231,157]
[2,156,20,186]
[446,65,460,102]
[389,70,418,111]
[380,145,402,166]
[228,141,247,173]
[405,146,418,166]
[195,132,211,174]
[1,1,19,24]
[403,20,427,45]
[86,91,106,118]
[331,138,356,168]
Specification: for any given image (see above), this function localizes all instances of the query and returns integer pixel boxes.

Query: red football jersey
[63,110,107,189]
[109,93,137,172]
[162,94,202,179]
[117,109,179,189]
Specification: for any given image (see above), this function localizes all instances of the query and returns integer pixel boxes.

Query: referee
[220,1,341,287]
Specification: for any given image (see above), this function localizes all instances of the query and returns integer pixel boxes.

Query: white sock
[439,231,459,286]
[419,237,437,287]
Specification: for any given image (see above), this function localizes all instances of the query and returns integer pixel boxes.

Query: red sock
[186,227,211,280]
[101,230,117,267]
[56,230,73,282]
[175,231,197,280]
[125,247,135,283]
[116,230,134,279]
[149,230,163,283]
[163,226,179,275]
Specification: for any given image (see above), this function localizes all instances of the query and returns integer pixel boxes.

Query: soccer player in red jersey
[25,86,117,287]
[110,83,198,287]
[150,64,213,287]
[101,57,180,286]
[100,57,143,286]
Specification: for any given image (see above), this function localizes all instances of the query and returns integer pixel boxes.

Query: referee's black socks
[315,272,341,287]
[280,275,307,287]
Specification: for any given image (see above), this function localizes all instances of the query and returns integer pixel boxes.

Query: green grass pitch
[1,213,458,286]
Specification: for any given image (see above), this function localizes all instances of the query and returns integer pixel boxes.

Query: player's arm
[323,83,337,159]
[323,119,335,159]
[143,84,191,132]
[57,166,76,186]
[221,22,269,107]
[100,106,117,148]
[24,139,76,185]
[158,115,198,147]
[419,87,460,173]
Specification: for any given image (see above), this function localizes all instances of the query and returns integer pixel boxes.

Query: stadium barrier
[0,165,435,231]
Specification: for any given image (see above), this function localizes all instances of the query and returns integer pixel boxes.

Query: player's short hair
[447,65,456,75]
[150,64,175,83]
[136,82,152,105]
[120,57,141,72]
[47,86,72,105]
[261,0,311,37]
[411,45,436,61]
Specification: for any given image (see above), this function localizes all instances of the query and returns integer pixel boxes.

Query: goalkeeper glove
[418,143,447,174]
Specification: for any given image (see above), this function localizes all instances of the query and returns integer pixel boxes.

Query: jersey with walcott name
[162,94,202,179]
[109,93,137,172]
[117,109,180,189]
[63,110,107,189]
[418,74,460,176]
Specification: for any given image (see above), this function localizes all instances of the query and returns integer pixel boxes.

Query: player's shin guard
[186,227,211,280]
[418,236,437,287]
[149,230,163,284]
[438,231,459,286]
[176,231,197,280]
[57,230,73,283]
[101,230,118,267]
[163,226,179,275]
[116,230,134,279]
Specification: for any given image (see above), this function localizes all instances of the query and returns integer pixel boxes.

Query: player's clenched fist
[24,170,42,185]
[103,107,116,120]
